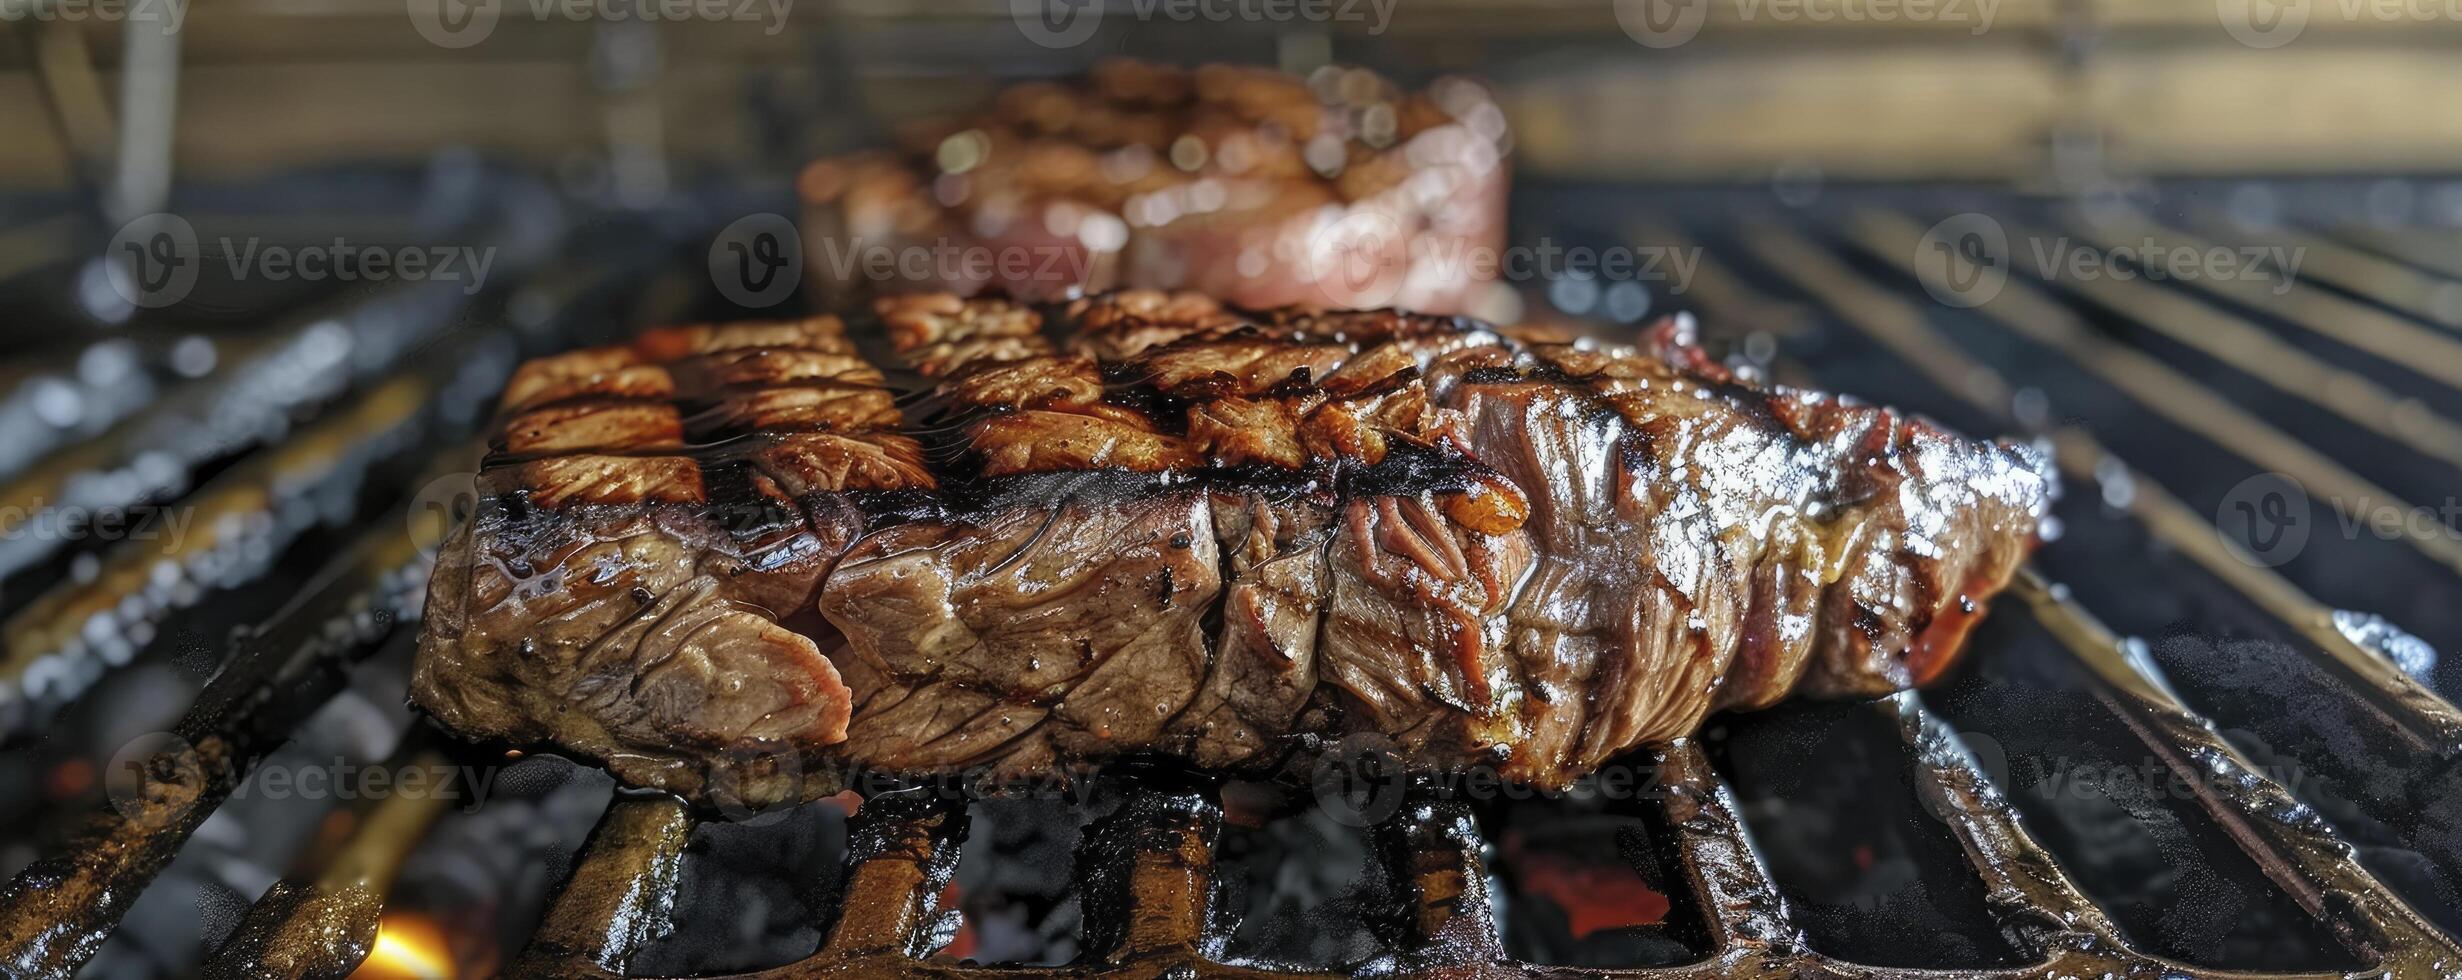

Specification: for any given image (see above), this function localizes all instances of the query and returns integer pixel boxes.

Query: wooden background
[2,0,2460,192]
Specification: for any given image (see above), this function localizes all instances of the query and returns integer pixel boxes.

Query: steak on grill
[412,294,2052,808]
[798,59,1510,314]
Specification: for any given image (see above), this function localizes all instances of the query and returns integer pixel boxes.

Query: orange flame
[351,912,455,980]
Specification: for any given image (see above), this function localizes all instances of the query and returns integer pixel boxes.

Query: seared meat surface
[798,59,1509,313]
[414,294,2051,808]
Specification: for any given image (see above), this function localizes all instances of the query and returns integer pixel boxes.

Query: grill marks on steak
[413,317,930,806]
[415,294,2052,808]
[845,291,1542,778]
[821,492,1222,779]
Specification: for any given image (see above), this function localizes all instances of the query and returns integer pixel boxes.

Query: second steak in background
[799,60,1511,315]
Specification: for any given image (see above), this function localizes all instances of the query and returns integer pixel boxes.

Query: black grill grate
[3,193,2460,979]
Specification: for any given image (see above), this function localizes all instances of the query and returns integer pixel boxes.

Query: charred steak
[412,293,2051,808]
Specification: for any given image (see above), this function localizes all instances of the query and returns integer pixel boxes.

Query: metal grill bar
[1840,207,2459,522]
[819,791,969,962]
[1881,693,2131,958]
[200,747,457,979]
[1643,219,2462,971]
[1965,212,2462,482]
[1848,208,2462,477]
[1715,218,2462,750]
[0,276,482,587]
[1646,741,1795,961]
[2187,217,2462,333]
[1076,787,1220,967]
[0,224,668,978]
[0,372,443,737]
[2041,426,2462,753]
[510,797,698,978]
[0,511,432,979]
[2007,573,2462,974]
[1372,798,1502,968]
[2062,210,2462,394]
[2326,225,2462,283]
[9,205,2462,980]
[0,731,242,978]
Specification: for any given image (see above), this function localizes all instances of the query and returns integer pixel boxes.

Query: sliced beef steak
[414,294,2052,810]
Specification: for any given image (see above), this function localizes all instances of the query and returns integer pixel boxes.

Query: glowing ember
[1510,851,1671,940]
[351,913,455,980]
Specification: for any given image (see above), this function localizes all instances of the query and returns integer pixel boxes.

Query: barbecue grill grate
[4,192,2460,980]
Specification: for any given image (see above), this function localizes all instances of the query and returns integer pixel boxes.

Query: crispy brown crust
[417,292,2052,808]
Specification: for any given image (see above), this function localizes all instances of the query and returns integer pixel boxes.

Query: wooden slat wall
[0,0,2458,190]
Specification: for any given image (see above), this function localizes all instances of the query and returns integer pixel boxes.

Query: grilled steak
[414,293,2052,808]
[799,59,1509,314]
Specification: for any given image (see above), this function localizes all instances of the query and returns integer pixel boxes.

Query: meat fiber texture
[412,292,2052,810]
[798,59,1510,315]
